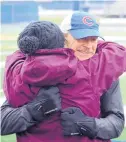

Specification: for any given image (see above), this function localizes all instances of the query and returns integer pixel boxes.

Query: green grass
[1,41,18,53]
[40,16,64,25]
[1,23,29,37]
[120,76,126,105]
[0,134,16,142]
[100,32,126,37]
[114,128,126,141]
[0,16,63,40]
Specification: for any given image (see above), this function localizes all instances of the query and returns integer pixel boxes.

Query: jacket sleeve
[0,100,37,135]
[95,80,125,139]
[21,49,77,86]
[89,41,126,93]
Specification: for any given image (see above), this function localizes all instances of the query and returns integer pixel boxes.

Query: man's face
[64,33,98,60]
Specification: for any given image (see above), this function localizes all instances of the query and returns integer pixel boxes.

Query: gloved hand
[61,107,97,139]
[26,86,61,122]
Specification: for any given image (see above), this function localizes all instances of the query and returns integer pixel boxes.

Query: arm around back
[95,80,125,139]
[60,80,125,139]
[89,41,126,93]
[1,86,61,135]
[1,100,36,135]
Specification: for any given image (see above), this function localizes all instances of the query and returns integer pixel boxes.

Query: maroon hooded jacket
[3,41,126,142]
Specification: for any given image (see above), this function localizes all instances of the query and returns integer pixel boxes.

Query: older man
[1,11,125,142]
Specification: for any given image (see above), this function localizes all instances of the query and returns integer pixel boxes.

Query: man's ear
[64,33,68,38]
[64,33,68,48]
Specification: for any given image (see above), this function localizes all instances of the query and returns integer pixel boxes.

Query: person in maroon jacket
[3,13,126,142]
[1,12,125,142]
[59,11,126,138]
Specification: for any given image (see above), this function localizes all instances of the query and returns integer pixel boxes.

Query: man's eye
[92,37,98,41]
[93,39,96,41]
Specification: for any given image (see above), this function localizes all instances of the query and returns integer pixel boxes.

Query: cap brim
[69,29,104,40]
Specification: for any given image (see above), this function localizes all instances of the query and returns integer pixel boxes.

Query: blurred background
[0,0,126,142]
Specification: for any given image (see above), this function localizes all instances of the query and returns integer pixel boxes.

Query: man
[1,11,125,141]
[59,11,125,139]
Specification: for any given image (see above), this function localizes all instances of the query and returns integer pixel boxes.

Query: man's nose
[86,41,93,52]
[88,47,94,53]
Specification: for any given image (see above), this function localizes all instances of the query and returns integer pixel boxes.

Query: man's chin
[75,52,94,60]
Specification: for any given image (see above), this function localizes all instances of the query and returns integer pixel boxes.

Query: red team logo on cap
[82,16,94,26]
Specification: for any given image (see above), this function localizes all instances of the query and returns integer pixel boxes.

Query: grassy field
[120,76,126,105]
[0,16,126,142]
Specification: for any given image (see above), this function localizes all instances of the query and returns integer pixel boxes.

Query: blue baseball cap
[60,11,103,39]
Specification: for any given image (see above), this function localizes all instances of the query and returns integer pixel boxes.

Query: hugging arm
[95,80,124,139]
[1,81,124,139]
[61,80,125,139]
[1,100,36,135]
[0,86,61,135]
[88,41,126,93]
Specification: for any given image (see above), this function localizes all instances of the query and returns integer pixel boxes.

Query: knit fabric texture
[17,21,65,55]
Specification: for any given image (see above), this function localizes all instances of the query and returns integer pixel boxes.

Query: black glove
[26,86,61,122]
[61,107,97,139]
